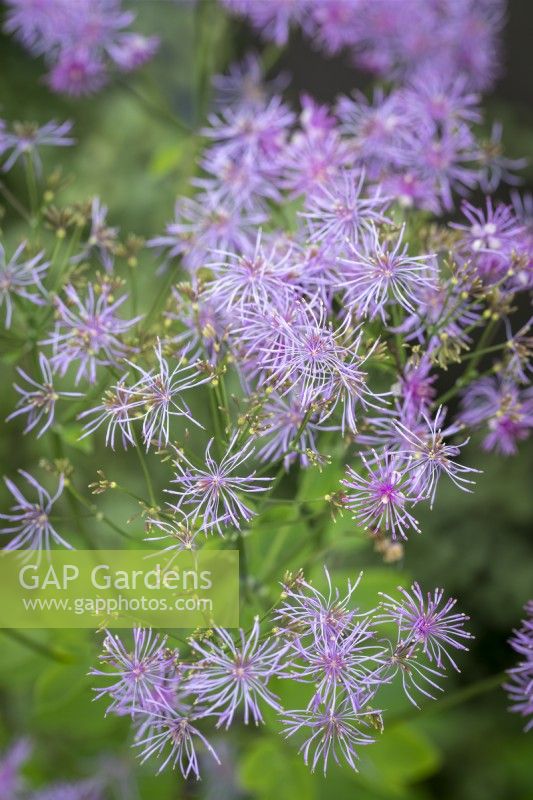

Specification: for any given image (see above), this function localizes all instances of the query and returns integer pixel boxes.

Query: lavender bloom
[187,618,284,728]
[275,569,360,638]
[4,0,157,96]
[342,451,421,541]
[75,197,119,272]
[124,340,207,448]
[144,512,204,554]
[166,285,230,366]
[379,583,473,671]
[256,392,322,470]
[6,352,81,437]
[459,377,533,455]
[148,191,265,274]
[211,52,288,110]
[393,406,479,507]
[0,242,49,328]
[78,378,143,450]
[46,48,108,96]
[0,470,70,556]
[281,697,376,775]
[478,122,527,194]
[301,170,390,249]
[396,357,437,423]
[0,119,74,174]
[168,434,272,534]
[452,198,525,284]
[134,697,219,778]
[205,231,299,314]
[379,634,446,707]
[504,601,533,731]
[202,95,294,162]
[261,301,379,433]
[42,284,140,384]
[287,619,386,707]
[91,629,173,715]
[337,224,437,322]
[107,32,160,72]
[0,738,31,800]
[281,128,350,199]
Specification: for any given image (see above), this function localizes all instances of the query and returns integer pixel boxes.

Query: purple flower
[379,634,446,707]
[46,48,108,96]
[396,357,437,423]
[5,0,157,96]
[281,697,377,775]
[74,197,119,272]
[0,242,49,328]
[187,618,284,728]
[205,231,299,314]
[393,406,479,507]
[286,619,386,708]
[6,352,81,437]
[478,122,527,193]
[91,629,174,715]
[337,223,437,322]
[301,170,390,249]
[203,96,294,162]
[504,601,533,731]
[0,119,74,174]
[256,392,322,470]
[281,128,350,199]
[124,340,207,449]
[459,377,533,456]
[378,583,473,671]
[451,198,525,284]
[107,32,160,72]
[148,191,265,274]
[0,470,70,557]
[134,697,219,778]
[0,738,31,800]
[274,569,360,639]
[342,451,421,541]
[260,300,379,433]
[211,52,288,110]
[144,512,204,554]
[168,434,272,534]
[78,377,142,450]
[166,285,230,366]
[42,284,140,384]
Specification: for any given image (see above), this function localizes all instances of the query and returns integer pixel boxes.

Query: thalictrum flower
[337,224,437,322]
[134,697,219,778]
[168,434,272,534]
[0,470,70,557]
[42,284,141,384]
[0,119,74,173]
[281,697,377,775]
[393,406,480,507]
[342,451,421,540]
[504,601,533,731]
[91,629,174,715]
[187,618,284,728]
[378,583,473,671]
[0,241,49,328]
[6,352,81,437]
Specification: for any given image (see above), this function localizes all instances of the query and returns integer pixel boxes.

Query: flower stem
[0,628,74,663]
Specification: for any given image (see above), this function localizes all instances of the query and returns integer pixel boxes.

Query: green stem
[0,628,74,663]
[0,179,32,223]
[66,482,136,542]
[132,430,158,509]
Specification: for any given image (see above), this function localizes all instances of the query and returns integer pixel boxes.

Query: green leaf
[239,736,317,800]
[54,422,93,454]
[359,724,441,789]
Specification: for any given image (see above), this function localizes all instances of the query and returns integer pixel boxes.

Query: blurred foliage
[0,1,532,798]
